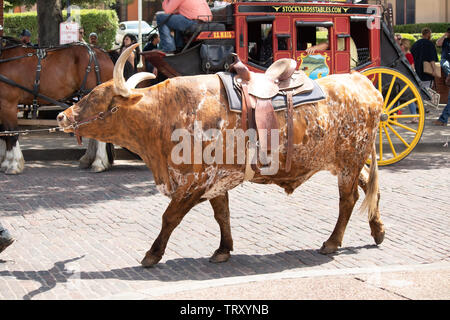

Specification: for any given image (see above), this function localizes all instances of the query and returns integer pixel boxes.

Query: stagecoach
[144,0,439,166]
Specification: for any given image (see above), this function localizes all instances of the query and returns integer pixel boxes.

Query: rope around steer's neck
[67,106,119,145]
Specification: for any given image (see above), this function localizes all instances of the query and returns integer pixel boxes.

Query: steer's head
[57,43,155,141]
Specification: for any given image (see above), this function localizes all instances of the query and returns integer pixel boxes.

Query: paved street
[0,151,449,300]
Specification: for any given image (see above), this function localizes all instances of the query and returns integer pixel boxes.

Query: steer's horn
[113,42,140,97]
[126,72,156,89]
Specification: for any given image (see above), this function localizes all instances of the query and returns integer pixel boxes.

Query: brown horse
[0,37,114,174]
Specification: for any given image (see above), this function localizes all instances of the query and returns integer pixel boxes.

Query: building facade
[372,0,450,25]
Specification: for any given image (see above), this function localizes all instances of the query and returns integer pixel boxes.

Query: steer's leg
[320,171,360,254]
[209,192,233,263]
[141,196,200,267]
[358,166,385,245]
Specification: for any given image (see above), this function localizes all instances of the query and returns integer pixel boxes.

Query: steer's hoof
[319,241,339,255]
[373,230,385,245]
[209,251,231,263]
[141,254,162,268]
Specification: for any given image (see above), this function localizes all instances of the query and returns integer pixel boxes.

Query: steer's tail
[360,143,379,221]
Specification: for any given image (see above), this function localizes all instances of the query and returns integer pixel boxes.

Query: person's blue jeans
[409,102,417,116]
[438,90,450,124]
[438,59,450,124]
[440,59,450,77]
[156,13,196,53]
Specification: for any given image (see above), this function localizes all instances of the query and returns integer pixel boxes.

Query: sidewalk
[17,104,449,161]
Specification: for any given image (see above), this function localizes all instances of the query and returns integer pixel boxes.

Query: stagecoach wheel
[361,67,425,166]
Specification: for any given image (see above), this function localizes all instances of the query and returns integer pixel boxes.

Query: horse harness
[0,41,103,110]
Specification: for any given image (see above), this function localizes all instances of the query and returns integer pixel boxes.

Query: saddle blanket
[217,72,326,113]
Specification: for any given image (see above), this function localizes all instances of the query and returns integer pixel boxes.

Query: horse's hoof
[141,254,161,268]
[209,251,231,263]
[5,167,22,175]
[319,241,339,255]
[91,165,107,173]
[79,161,91,169]
[373,230,385,245]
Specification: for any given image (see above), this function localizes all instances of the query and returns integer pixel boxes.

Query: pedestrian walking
[19,29,34,46]
[89,32,99,47]
[143,33,160,74]
[400,38,419,123]
[411,27,439,88]
[78,27,86,43]
[433,26,450,126]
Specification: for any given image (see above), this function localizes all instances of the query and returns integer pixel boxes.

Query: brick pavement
[0,153,449,299]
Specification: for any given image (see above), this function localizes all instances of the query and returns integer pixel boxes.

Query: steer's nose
[57,113,65,123]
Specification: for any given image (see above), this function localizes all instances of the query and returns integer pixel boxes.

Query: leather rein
[65,106,119,145]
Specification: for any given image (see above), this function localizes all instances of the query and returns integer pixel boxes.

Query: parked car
[115,20,156,45]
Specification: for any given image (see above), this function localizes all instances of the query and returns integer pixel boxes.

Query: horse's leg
[141,196,201,267]
[79,138,97,169]
[209,192,233,263]
[91,141,113,173]
[320,169,360,254]
[358,165,385,245]
[0,105,25,175]
[0,138,6,166]
[0,136,24,175]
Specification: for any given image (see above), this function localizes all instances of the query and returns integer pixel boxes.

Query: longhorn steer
[57,44,385,267]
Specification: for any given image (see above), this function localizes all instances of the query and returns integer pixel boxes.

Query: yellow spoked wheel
[361,67,425,166]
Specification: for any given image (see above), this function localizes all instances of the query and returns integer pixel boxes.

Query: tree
[36,0,62,46]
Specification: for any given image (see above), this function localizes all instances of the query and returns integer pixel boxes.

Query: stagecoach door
[334,17,351,74]
[293,18,334,80]
[273,16,293,61]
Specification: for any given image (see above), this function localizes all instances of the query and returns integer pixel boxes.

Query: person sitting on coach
[156,0,212,54]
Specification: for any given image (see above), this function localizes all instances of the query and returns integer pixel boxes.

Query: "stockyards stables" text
[278,6,348,13]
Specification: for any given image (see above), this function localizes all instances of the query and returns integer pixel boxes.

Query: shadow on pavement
[0,244,380,300]
[378,152,449,172]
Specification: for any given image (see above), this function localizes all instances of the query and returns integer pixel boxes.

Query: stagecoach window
[277,34,290,51]
[350,20,371,68]
[247,22,273,68]
[296,25,330,51]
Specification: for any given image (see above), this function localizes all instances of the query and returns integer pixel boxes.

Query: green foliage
[3,12,39,43]
[77,9,119,49]
[3,9,119,49]
[394,23,449,34]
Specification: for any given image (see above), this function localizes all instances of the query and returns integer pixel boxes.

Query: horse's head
[57,43,155,140]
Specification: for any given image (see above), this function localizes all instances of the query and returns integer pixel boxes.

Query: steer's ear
[115,93,143,107]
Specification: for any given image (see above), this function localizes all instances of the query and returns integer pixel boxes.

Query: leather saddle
[224,54,324,173]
